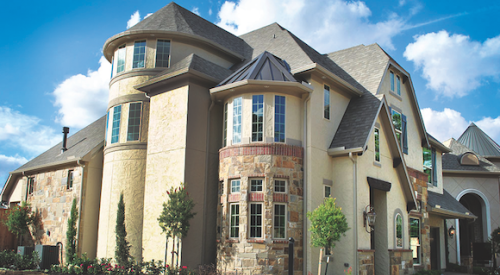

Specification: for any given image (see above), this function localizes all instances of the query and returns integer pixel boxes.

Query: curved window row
[105,102,143,145]
[111,39,171,77]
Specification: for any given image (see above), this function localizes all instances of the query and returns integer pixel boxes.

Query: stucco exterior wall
[428,215,446,270]
[171,41,234,69]
[8,177,23,203]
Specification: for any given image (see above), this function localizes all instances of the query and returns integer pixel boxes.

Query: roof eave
[428,207,477,220]
[11,158,83,175]
[210,80,313,101]
[292,63,363,97]
[429,137,451,153]
[135,68,221,94]
[327,147,364,157]
[442,169,500,176]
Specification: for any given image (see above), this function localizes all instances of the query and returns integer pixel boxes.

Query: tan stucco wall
[171,41,234,69]
[8,177,23,203]
[427,151,444,194]
[428,215,446,269]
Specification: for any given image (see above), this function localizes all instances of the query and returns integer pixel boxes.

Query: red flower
[166,264,169,268]
[80,264,83,267]
[167,191,170,195]
[182,266,187,269]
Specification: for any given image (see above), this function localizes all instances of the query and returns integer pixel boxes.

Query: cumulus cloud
[216,0,407,52]
[404,31,500,98]
[0,154,28,188]
[127,10,141,29]
[53,56,110,129]
[192,7,200,15]
[421,107,500,143]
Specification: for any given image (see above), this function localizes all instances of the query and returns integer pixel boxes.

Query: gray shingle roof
[218,51,298,86]
[458,123,500,158]
[13,116,106,172]
[442,138,500,173]
[128,2,246,57]
[428,189,477,219]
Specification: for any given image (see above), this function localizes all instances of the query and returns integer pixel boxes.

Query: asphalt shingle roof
[428,189,477,218]
[442,138,500,173]
[13,116,106,172]
[457,123,500,158]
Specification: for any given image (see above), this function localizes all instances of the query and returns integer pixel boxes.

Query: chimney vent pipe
[61,127,70,153]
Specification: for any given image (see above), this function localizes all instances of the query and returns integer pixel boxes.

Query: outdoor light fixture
[363,205,376,233]
[449,226,456,238]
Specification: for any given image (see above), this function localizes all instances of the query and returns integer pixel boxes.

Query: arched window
[395,212,403,248]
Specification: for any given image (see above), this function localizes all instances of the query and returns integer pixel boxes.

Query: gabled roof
[217,51,298,86]
[457,123,500,158]
[427,189,477,219]
[442,138,500,174]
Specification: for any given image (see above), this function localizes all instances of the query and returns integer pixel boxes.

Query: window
[274,204,286,239]
[395,213,403,248]
[233,97,242,144]
[324,186,331,198]
[230,204,239,238]
[27,177,34,195]
[231,180,240,193]
[111,105,121,144]
[274,95,286,142]
[105,110,110,144]
[374,128,380,162]
[391,109,408,154]
[396,75,401,95]
[390,71,395,91]
[423,147,437,186]
[252,95,264,142]
[116,45,126,73]
[223,103,228,147]
[127,102,142,141]
[110,57,114,78]
[67,170,74,190]
[410,218,421,265]
[250,203,263,238]
[324,85,330,119]
[132,40,146,69]
[155,40,170,68]
[274,180,286,193]
[250,179,263,192]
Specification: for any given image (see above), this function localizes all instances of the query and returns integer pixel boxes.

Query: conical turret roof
[457,123,500,158]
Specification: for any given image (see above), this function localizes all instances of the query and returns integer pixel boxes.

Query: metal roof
[457,123,500,158]
[442,138,500,173]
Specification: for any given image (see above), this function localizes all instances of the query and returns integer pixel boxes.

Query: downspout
[349,152,358,275]
[22,171,28,201]
[76,160,86,256]
[302,93,311,275]
[201,98,215,264]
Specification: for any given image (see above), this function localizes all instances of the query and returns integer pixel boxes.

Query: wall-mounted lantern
[363,205,376,233]
[449,226,456,238]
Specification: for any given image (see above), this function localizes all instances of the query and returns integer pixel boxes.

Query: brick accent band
[220,143,303,159]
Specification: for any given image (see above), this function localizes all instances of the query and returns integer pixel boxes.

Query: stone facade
[389,250,414,275]
[358,250,374,275]
[217,143,303,274]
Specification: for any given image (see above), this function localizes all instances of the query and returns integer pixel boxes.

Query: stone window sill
[389,90,402,101]
[248,239,265,244]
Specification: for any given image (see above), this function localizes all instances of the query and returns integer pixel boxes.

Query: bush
[0,249,39,270]
[414,270,441,275]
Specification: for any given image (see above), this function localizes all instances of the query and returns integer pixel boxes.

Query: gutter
[348,152,358,275]
[12,158,83,175]
[302,93,310,275]
[427,207,476,220]
[442,169,500,176]
[327,147,364,157]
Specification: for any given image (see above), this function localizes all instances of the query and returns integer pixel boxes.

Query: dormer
[460,152,480,166]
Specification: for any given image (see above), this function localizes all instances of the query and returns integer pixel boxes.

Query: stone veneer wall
[407,167,431,271]
[217,143,303,274]
[358,250,374,275]
[389,250,414,275]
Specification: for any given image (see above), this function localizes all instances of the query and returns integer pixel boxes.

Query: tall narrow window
[250,203,263,238]
[27,177,34,195]
[374,128,380,162]
[274,180,286,193]
[324,85,330,119]
[116,45,126,73]
[274,204,286,239]
[324,186,331,198]
[111,105,121,144]
[252,95,264,142]
[67,170,74,190]
[155,40,171,68]
[391,109,402,146]
[410,218,421,265]
[223,103,228,147]
[132,40,146,69]
[105,110,110,144]
[110,57,114,78]
[230,204,240,238]
[233,97,242,144]
[423,147,436,186]
[231,180,240,193]
[395,213,403,248]
[274,95,286,142]
[396,75,401,95]
[127,102,142,141]
[390,71,395,91]
[250,179,263,192]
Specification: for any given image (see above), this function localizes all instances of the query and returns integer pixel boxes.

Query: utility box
[35,245,59,270]
[17,246,35,256]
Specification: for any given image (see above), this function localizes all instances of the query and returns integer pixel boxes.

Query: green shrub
[414,270,441,275]
[0,250,39,270]
[66,199,79,263]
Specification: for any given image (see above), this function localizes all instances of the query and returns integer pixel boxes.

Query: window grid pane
[223,103,228,147]
[375,128,380,162]
[324,85,330,119]
[230,204,239,238]
[390,72,395,91]
[274,180,286,193]
[252,95,264,142]
[155,40,171,68]
[250,204,262,238]
[231,180,240,193]
[127,102,142,141]
[117,46,126,73]
[274,95,286,142]
[251,179,263,192]
[233,97,242,143]
[111,105,121,144]
[132,41,146,68]
[274,204,286,239]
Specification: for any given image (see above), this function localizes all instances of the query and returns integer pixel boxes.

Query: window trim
[390,71,395,92]
[374,127,380,162]
[132,40,147,69]
[324,84,330,120]
[126,102,143,141]
[250,178,264,192]
[396,75,401,96]
[252,94,264,142]
[116,44,126,74]
[249,203,263,238]
[391,109,402,147]
[395,212,403,248]
[27,176,35,195]
[67,170,74,190]
[324,185,331,198]
[230,179,241,193]
[274,95,286,143]
[274,179,287,193]
[154,39,171,68]
[229,203,240,239]
[410,218,421,265]
[232,97,242,144]
[111,105,122,144]
[223,102,228,147]
[273,203,287,239]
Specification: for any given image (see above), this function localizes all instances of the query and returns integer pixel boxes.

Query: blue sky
[1,0,500,188]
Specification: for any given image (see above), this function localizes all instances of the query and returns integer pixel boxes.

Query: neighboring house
[442,124,500,267]
[0,2,480,275]
[0,117,105,260]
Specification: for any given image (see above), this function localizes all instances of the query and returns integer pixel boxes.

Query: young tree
[307,197,349,274]
[4,201,35,245]
[115,193,131,267]
[66,198,78,263]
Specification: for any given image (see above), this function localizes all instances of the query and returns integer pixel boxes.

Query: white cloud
[53,56,111,129]
[216,0,407,52]
[127,10,141,29]
[421,107,500,143]
[0,154,28,188]
[209,8,213,16]
[192,7,200,15]
[404,31,500,98]
[144,13,153,19]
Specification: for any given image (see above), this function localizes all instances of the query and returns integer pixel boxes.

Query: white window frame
[374,127,380,162]
[223,102,228,147]
[396,75,401,95]
[390,71,395,92]
[274,95,286,143]
[229,203,240,239]
[111,105,122,144]
[249,203,263,238]
[232,97,242,144]
[230,179,241,193]
[252,95,264,142]
[132,40,147,69]
[250,178,264,192]
[273,203,287,239]
[116,45,126,74]
[274,179,287,193]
